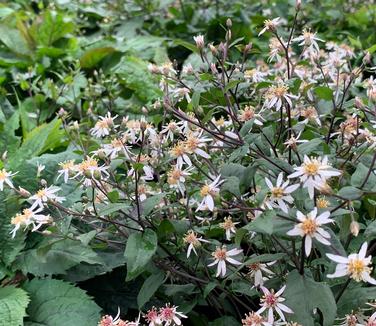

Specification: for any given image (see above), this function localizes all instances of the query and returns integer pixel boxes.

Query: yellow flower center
[301,219,317,235]
[220,217,235,230]
[347,258,370,281]
[185,136,199,152]
[200,185,211,197]
[317,197,329,208]
[170,143,186,157]
[183,231,200,247]
[36,189,46,198]
[271,187,284,198]
[303,162,319,176]
[0,170,7,180]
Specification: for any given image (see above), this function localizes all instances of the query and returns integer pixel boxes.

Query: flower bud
[209,43,217,55]
[354,96,364,109]
[142,106,148,115]
[296,0,301,10]
[58,107,67,117]
[210,63,218,74]
[226,18,232,28]
[350,220,360,237]
[363,51,371,64]
[18,187,31,197]
[40,179,47,187]
[1,151,7,161]
[193,35,205,49]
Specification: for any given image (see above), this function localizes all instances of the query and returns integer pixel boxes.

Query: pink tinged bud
[19,187,31,197]
[142,106,148,115]
[210,63,218,74]
[193,35,205,49]
[296,0,301,9]
[363,51,371,64]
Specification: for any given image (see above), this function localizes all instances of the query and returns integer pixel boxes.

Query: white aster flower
[283,132,308,150]
[287,208,334,256]
[29,186,65,209]
[183,230,209,258]
[288,155,341,199]
[265,173,299,213]
[159,304,187,326]
[257,285,293,323]
[90,112,118,138]
[258,17,281,36]
[208,246,243,278]
[293,28,324,54]
[247,260,275,287]
[196,175,223,211]
[161,120,184,143]
[57,160,75,183]
[264,84,297,111]
[0,168,17,191]
[326,242,376,285]
[10,207,51,238]
[220,216,240,240]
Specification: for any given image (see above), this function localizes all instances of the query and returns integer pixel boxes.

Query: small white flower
[220,216,240,240]
[293,28,324,54]
[288,155,341,199]
[36,163,45,177]
[0,168,17,191]
[264,84,298,111]
[258,17,281,36]
[10,207,51,238]
[159,304,187,326]
[29,186,65,209]
[90,112,118,138]
[265,173,299,213]
[57,160,75,183]
[196,175,223,211]
[161,120,184,143]
[257,285,293,323]
[208,246,243,278]
[183,230,209,258]
[283,132,308,150]
[326,242,376,285]
[247,260,275,287]
[287,208,334,256]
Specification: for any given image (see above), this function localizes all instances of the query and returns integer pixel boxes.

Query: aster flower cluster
[2,3,376,325]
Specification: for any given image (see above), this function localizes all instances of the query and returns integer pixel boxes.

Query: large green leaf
[0,24,31,56]
[23,279,101,326]
[0,286,30,326]
[14,239,103,276]
[284,270,336,326]
[337,284,376,316]
[137,271,165,308]
[124,229,158,281]
[113,55,162,102]
[80,47,116,68]
[8,118,64,169]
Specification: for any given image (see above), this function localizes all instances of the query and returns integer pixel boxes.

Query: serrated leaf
[23,279,101,326]
[124,229,158,281]
[0,286,30,326]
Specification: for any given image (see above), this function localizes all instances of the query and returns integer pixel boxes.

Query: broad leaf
[0,286,30,326]
[137,271,165,308]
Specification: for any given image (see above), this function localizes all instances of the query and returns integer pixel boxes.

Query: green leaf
[80,47,116,69]
[173,39,199,53]
[337,285,376,316]
[221,176,241,197]
[314,86,333,101]
[23,279,101,326]
[9,118,64,169]
[365,220,376,240]
[0,24,31,56]
[124,229,158,281]
[351,163,376,191]
[284,270,336,326]
[15,239,103,276]
[113,55,162,102]
[142,194,164,217]
[98,203,129,216]
[137,271,165,308]
[209,316,240,326]
[297,138,322,155]
[0,286,30,326]
[244,210,291,235]
[337,186,362,200]
[30,11,75,47]
[367,44,376,54]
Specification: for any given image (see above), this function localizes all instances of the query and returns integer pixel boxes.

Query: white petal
[305,236,312,256]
